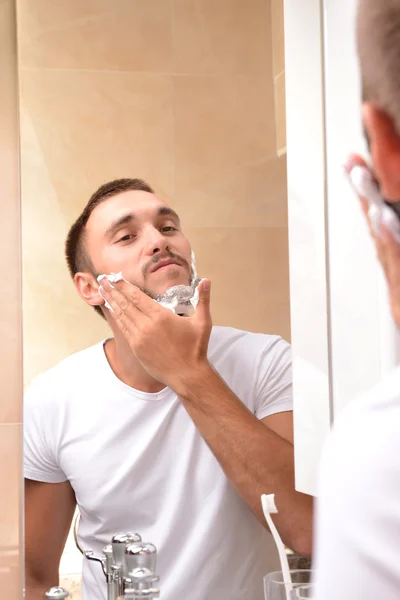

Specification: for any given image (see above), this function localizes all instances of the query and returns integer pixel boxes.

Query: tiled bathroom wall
[16,0,289,597]
[0,0,23,597]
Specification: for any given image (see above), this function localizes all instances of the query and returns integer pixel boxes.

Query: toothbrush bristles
[262,493,278,514]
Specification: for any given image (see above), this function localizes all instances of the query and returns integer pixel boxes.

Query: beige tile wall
[0,0,23,598]
[17,0,289,595]
[272,0,286,155]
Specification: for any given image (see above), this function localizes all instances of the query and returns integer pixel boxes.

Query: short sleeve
[24,377,68,483]
[254,337,293,419]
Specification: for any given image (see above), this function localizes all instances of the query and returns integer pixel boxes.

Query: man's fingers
[344,153,368,173]
[99,278,158,317]
[98,278,142,325]
[115,280,160,316]
[344,154,370,219]
[97,281,138,346]
[344,154,378,240]
[381,225,400,263]
[99,277,133,318]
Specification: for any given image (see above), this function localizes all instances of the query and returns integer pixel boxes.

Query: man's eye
[117,234,135,242]
[161,226,177,233]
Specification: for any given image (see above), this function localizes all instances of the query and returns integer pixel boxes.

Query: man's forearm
[26,576,55,600]
[174,362,313,557]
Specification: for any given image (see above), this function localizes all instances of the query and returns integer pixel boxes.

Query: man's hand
[99,278,213,389]
[346,154,400,327]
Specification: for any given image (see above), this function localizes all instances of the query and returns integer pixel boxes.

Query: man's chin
[147,277,192,297]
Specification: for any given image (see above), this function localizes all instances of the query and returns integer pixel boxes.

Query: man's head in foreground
[353,0,400,325]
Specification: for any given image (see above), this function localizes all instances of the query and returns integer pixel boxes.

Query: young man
[314,1,400,598]
[24,178,313,600]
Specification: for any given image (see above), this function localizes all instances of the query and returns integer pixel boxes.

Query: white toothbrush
[261,494,293,600]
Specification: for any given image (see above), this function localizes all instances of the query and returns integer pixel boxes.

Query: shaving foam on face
[97,272,128,311]
[155,250,204,316]
[155,278,204,317]
[190,250,198,285]
[97,251,206,316]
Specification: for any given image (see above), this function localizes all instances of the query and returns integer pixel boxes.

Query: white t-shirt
[314,366,400,599]
[24,326,293,600]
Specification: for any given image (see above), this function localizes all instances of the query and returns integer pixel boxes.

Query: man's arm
[25,479,76,600]
[175,365,313,557]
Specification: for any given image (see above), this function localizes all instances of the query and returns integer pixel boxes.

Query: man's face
[84,190,193,298]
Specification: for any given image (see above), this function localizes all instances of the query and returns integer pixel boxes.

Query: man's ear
[363,103,400,200]
[74,272,104,308]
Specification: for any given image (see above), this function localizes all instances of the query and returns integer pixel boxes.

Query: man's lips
[150,259,183,273]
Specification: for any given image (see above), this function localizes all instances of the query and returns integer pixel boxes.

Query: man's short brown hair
[65,178,154,316]
[357,0,400,132]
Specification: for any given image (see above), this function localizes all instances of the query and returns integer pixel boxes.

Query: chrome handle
[83,550,107,577]
[123,567,160,599]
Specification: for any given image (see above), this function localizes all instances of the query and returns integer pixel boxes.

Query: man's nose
[144,227,170,256]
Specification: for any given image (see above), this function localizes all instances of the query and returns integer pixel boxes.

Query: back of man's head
[356,0,400,206]
[357,0,400,133]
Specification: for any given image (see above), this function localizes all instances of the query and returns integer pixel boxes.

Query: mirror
[18,1,292,598]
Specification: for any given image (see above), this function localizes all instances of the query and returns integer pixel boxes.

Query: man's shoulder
[209,325,290,358]
[24,340,105,401]
[208,327,292,412]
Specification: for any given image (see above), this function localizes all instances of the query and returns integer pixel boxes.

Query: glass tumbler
[291,583,315,599]
[264,569,314,600]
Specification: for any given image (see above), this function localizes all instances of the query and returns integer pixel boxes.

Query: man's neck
[104,337,166,393]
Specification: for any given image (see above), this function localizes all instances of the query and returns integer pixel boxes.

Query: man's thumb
[195,279,211,320]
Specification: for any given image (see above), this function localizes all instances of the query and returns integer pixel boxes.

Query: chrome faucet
[45,588,70,599]
[85,532,160,599]
[48,520,161,600]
